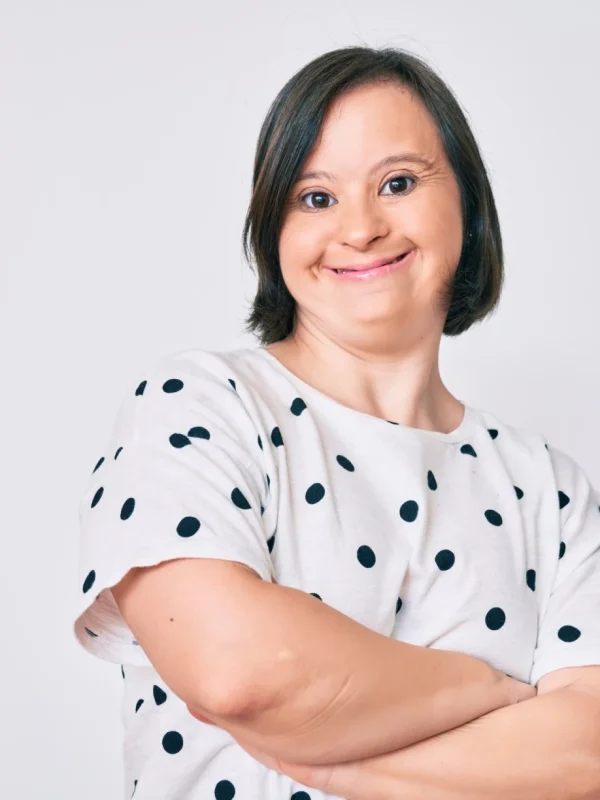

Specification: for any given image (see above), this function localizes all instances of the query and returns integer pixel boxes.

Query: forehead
[303,82,443,175]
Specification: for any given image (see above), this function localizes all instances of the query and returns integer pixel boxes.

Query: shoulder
[472,406,548,462]
[545,443,599,517]
[123,346,263,411]
[474,406,598,509]
[134,346,256,393]
[109,346,269,456]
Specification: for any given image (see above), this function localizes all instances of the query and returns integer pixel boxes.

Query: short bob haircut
[242,45,503,345]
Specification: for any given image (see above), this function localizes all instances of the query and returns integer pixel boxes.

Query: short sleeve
[530,444,600,686]
[72,350,274,666]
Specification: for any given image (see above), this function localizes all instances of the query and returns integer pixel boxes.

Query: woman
[73,46,600,799]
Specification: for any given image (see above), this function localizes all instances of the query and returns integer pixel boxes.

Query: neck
[265,323,465,433]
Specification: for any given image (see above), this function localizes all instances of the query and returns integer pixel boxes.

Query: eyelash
[296,174,417,211]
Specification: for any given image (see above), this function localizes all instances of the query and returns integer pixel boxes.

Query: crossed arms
[221,665,600,800]
[113,559,600,800]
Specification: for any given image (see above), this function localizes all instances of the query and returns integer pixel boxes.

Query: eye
[297,174,417,211]
[380,174,416,196]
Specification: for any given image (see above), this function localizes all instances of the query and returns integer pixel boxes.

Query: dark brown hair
[241,45,504,345]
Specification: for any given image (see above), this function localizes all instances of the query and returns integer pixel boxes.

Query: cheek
[409,185,462,238]
[279,223,326,283]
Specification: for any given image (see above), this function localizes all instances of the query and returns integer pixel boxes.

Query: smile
[326,249,416,281]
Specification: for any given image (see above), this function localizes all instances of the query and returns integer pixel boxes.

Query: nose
[337,196,391,249]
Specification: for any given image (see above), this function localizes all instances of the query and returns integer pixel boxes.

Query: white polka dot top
[73,346,600,800]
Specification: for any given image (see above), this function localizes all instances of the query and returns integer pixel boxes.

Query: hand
[503,674,537,705]
[188,702,353,793]
[233,736,341,794]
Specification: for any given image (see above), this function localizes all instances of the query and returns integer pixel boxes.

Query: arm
[259,667,600,800]
[173,568,531,765]
[113,558,527,766]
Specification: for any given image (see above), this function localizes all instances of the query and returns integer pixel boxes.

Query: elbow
[189,672,275,723]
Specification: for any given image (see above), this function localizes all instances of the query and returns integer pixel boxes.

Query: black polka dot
[163,379,184,393]
[188,426,210,440]
[121,665,125,679]
[559,541,566,559]
[396,597,403,614]
[290,398,307,416]
[153,685,167,705]
[558,625,581,642]
[135,699,144,713]
[92,457,105,473]
[514,486,524,500]
[460,444,477,457]
[83,570,96,593]
[305,483,325,504]
[169,433,191,448]
[135,380,146,396]
[526,569,536,591]
[120,498,135,520]
[387,420,399,425]
[435,549,455,570]
[310,592,322,601]
[257,434,263,450]
[177,516,201,537]
[399,500,419,522]
[215,780,236,800]
[271,426,283,447]
[91,487,104,507]
[162,731,184,754]
[267,532,276,553]
[131,778,138,797]
[558,491,570,510]
[357,545,376,568]
[336,455,355,471]
[544,443,549,450]
[488,428,499,440]
[291,793,311,800]
[231,487,251,510]
[266,474,271,489]
[260,505,265,516]
[427,470,437,490]
[114,446,123,460]
[228,379,236,391]
[84,627,98,638]
[485,509,503,526]
[485,607,506,630]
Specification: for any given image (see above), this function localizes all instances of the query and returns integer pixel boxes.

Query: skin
[267,79,466,433]
[250,77,466,780]
[190,84,600,795]
[190,83,600,796]
[239,77,466,779]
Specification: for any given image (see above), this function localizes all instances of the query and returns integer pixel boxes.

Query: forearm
[191,581,520,765]
[320,684,600,800]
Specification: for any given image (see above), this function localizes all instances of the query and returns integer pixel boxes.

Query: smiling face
[278,80,465,353]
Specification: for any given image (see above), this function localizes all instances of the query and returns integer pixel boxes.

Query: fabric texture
[72,345,600,800]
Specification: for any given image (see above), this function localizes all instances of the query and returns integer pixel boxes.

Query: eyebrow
[296,152,436,183]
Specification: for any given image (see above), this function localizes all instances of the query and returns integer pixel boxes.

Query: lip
[325,249,416,280]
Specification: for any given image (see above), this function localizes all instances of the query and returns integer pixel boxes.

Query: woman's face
[278,81,464,351]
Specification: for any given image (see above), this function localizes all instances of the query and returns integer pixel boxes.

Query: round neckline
[251,346,476,443]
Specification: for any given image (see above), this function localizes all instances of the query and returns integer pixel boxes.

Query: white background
[1,1,598,797]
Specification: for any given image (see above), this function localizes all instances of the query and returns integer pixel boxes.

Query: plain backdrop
[1,1,598,797]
